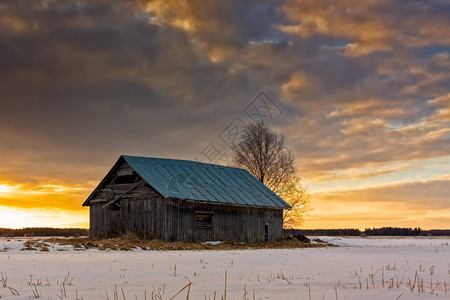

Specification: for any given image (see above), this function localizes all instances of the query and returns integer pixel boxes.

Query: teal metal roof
[121,155,290,209]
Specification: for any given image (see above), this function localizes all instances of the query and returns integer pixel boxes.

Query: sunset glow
[0,206,88,229]
[0,184,18,195]
[0,0,449,230]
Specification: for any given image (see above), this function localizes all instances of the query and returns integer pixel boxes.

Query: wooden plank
[102,180,143,208]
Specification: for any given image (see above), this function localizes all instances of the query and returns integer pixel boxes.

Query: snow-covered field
[0,236,449,299]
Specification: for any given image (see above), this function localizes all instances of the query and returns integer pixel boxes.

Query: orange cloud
[305,163,417,182]
[288,105,450,174]
[314,178,450,209]
[0,180,92,211]
[428,94,450,122]
[143,0,240,64]
[0,14,30,33]
[281,72,311,101]
[303,178,450,229]
[340,118,388,135]
[280,0,450,56]
[303,211,450,230]
[327,99,410,119]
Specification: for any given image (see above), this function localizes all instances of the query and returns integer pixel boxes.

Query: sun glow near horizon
[0,183,19,195]
[0,181,92,229]
[0,205,89,229]
[1,157,450,230]
[1,170,449,230]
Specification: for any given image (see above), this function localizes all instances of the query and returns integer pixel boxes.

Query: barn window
[111,202,121,211]
[195,212,213,228]
[114,174,138,184]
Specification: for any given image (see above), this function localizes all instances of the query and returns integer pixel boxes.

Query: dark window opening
[195,212,213,228]
[103,176,113,186]
[114,174,138,184]
[111,202,121,211]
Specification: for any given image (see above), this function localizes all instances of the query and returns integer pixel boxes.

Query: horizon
[1,226,449,232]
[1,0,449,229]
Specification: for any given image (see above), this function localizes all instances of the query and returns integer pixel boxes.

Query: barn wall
[91,198,282,241]
[88,160,284,242]
[163,201,282,242]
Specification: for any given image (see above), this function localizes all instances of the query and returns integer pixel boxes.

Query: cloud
[306,163,417,182]
[0,180,91,210]
[303,211,450,229]
[428,93,450,122]
[327,98,411,119]
[0,0,448,228]
[280,0,450,56]
[314,178,450,210]
[0,0,258,181]
[281,72,311,101]
[304,178,450,229]
[340,118,388,135]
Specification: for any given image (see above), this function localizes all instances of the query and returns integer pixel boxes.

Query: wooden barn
[82,155,291,242]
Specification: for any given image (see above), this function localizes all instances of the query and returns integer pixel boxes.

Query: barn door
[264,222,269,241]
[110,202,123,237]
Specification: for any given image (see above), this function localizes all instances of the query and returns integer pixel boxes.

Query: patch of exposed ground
[36,235,333,251]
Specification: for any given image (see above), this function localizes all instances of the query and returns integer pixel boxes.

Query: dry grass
[42,234,332,251]
[349,262,449,296]
[21,240,51,251]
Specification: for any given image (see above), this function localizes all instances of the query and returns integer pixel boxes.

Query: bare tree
[233,122,310,228]
[232,121,295,193]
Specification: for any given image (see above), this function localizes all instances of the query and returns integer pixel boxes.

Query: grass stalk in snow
[242,283,247,300]
[0,272,7,287]
[0,274,19,296]
[7,286,20,296]
[32,284,40,298]
[169,280,192,300]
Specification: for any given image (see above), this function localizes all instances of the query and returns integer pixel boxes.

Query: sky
[0,0,449,230]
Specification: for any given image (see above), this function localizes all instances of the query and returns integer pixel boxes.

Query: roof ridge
[120,154,244,171]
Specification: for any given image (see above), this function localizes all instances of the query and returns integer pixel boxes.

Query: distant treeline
[364,227,422,236]
[422,229,450,236]
[0,227,88,237]
[285,227,450,236]
[285,228,361,236]
[2,227,449,238]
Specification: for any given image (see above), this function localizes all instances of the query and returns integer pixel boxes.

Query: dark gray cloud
[0,0,449,197]
[0,0,261,184]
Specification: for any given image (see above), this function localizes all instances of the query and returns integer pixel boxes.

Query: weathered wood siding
[88,161,283,242]
[90,199,282,242]
[164,201,282,242]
